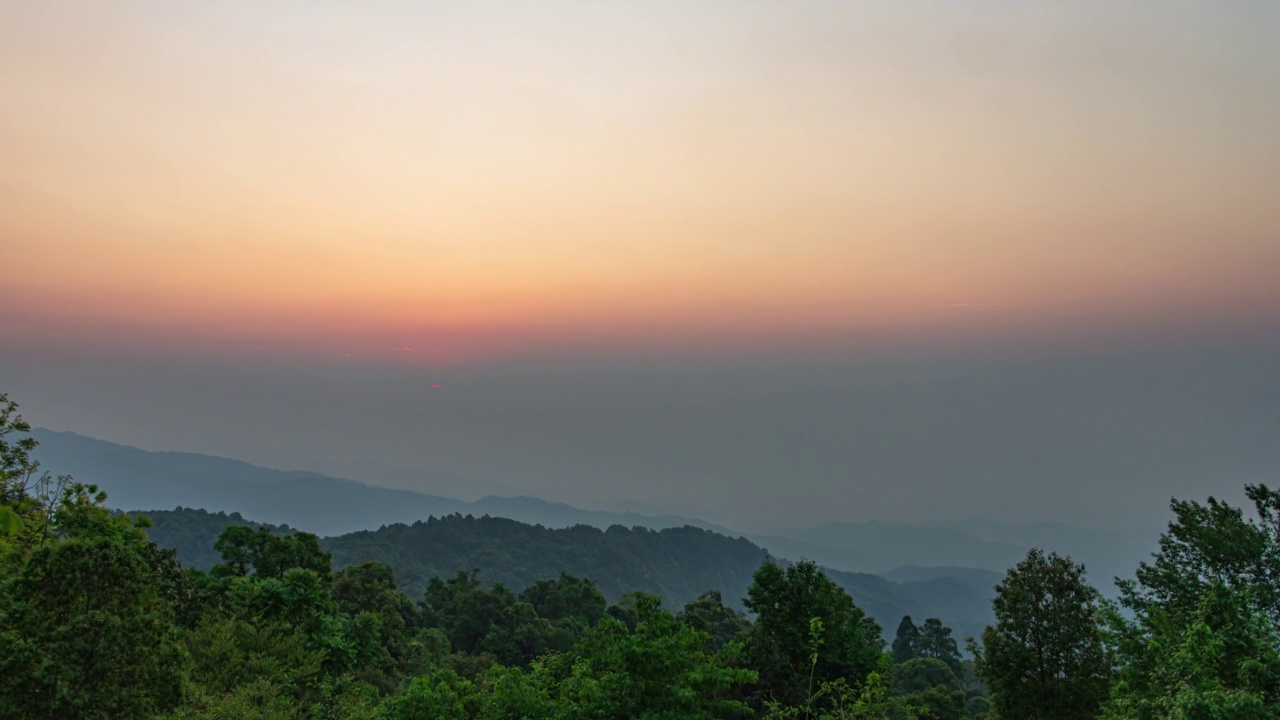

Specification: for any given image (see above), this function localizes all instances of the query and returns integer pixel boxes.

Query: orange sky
[3,1,1278,363]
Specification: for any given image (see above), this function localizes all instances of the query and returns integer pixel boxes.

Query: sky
[2,1,1278,532]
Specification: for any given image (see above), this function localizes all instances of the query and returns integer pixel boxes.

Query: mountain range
[33,427,1162,641]
[30,428,735,537]
[754,518,1153,593]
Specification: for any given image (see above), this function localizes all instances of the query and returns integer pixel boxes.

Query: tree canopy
[975,548,1110,720]
[5,390,1280,719]
[1106,485,1280,719]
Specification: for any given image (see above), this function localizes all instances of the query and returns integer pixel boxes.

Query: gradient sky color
[5,1,1279,359]
[2,2,1278,529]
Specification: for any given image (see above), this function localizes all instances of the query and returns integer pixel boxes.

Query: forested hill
[135,508,767,611]
[122,508,295,570]
[137,507,995,640]
[323,515,767,609]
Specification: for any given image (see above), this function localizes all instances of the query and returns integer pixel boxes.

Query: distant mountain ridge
[763,518,1156,593]
[30,428,735,537]
[36,427,1008,640]
[750,522,1027,577]
[880,565,1003,590]
[33,427,1154,592]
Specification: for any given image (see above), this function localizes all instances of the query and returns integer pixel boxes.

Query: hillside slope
[137,507,996,640]
[32,429,731,536]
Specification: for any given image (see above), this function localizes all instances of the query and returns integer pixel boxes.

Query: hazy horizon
[8,325,1276,535]
[3,1,1277,535]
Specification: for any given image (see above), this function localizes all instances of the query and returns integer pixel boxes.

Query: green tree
[916,617,963,677]
[471,664,556,720]
[678,590,751,651]
[759,668,906,720]
[890,657,966,720]
[520,572,607,632]
[0,394,73,559]
[421,569,570,667]
[202,522,377,685]
[331,561,422,690]
[0,393,39,502]
[891,657,960,695]
[1107,580,1280,720]
[1122,485,1280,623]
[379,667,478,720]
[537,592,756,719]
[743,560,885,709]
[212,525,329,578]
[975,548,1110,720]
[890,615,919,664]
[212,524,256,576]
[1105,485,1280,719]
[162,677,298,720]
[179,616,325,717]
[0,485,187,719]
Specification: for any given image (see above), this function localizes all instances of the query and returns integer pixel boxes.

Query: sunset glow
[3,2,1278,365]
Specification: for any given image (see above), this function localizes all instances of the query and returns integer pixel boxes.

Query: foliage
[914,618,962,677]
[888,658,966,720]
[13,388,1280,720]
[323,514,769,610]
[181,616,325,711]
[0,394,75,564]
[1122,485,1280,624]
[212,524,331,578]
[1106,581,1280,720]
[1105,485,1280,719]
[975,548,1110,720]
[422,569,568,667]
[162,676,300,720]
[890,657,960,696]
[535,592,757,719]
[0,482,187,719]
[890,615,962,678]
[0,393,40,502]
[126,507,292,570]
[331,561,423,690]
[379,667,479,720]
[744,560,885,709]
[678,590,752,651]
[759,671,909,720]
[141,506,999,643]
[520,571,608,631]
[890,616,919,664]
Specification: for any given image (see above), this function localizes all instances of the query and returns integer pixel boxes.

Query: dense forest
[138,508,767,609]
[3,393,1279,719]
[124,507,296,570]
[134,507,996,644]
